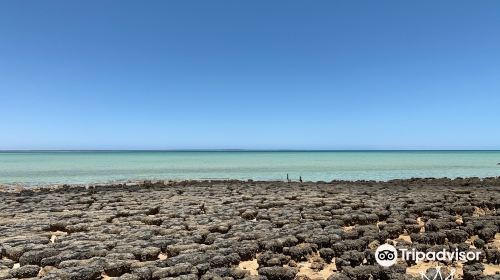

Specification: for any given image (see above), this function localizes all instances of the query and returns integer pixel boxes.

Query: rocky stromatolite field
[1,178,500,280]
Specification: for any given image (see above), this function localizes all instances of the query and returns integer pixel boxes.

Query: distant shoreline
[2,176,500,192]
[2,149,500,152]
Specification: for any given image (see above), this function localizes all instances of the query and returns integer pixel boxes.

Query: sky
[1,1,499,150]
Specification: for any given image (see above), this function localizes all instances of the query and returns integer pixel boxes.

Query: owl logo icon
[375,244,398,267]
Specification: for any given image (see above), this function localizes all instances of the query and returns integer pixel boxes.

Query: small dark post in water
[286,173,290,183]
[299,176,302,183]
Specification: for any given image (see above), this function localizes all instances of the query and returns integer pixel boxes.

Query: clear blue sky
[1,1,499,150]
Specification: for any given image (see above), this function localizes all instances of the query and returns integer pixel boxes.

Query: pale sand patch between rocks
[158,252,168,260]
[296,261,337,280]
[238,259,258,276]
[295,252,336,280]
[417,217,425,233]
[484,263,500,275]
[465,234,479,248]
[50,230,68,243]
[238,253,338,279]
[473,206,496,217]
[376,221,386,230]
[342,225,355,232]
[492,233,500,249]
[37,265,58,277]
[368,240,380,250]
[396,234,412,244]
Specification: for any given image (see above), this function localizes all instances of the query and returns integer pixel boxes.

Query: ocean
[0,151,499,185]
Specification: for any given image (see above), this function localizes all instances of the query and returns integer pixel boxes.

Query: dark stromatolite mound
[0,178,499,279]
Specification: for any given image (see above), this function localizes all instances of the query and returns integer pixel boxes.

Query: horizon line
[1,149,500,152]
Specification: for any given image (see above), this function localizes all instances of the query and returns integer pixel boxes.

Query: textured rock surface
[0,178,499,279]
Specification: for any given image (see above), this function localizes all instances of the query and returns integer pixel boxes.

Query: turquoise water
[0,151,499,185]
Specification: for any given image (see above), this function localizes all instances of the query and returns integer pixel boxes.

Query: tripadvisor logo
[375,244,481,267]
[375,244,398,267]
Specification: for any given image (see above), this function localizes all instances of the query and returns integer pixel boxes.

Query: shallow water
[0,151,499,185]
